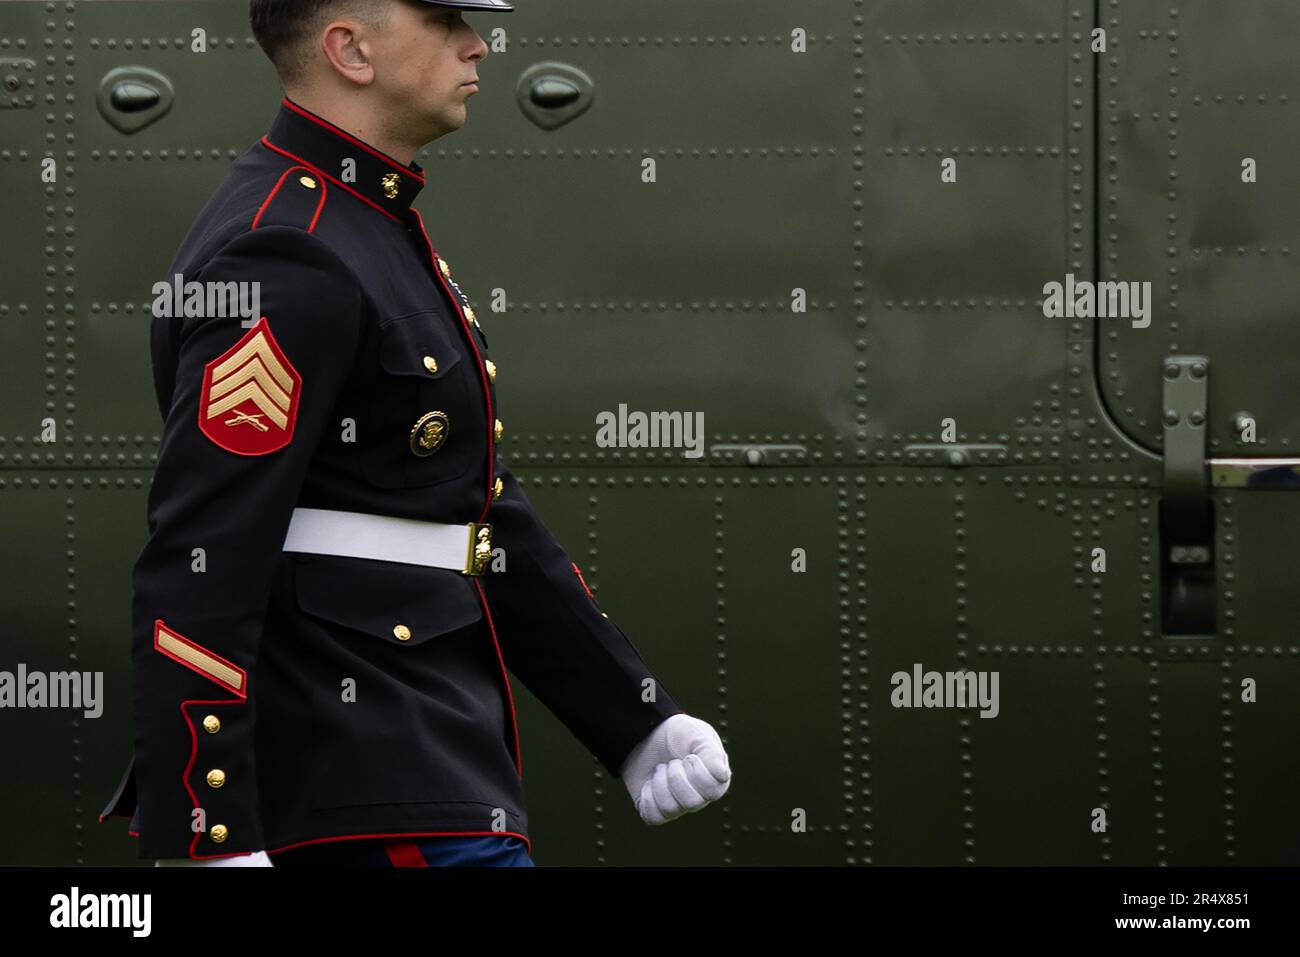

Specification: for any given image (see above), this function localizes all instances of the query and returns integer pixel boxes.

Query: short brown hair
[249,0,392,86]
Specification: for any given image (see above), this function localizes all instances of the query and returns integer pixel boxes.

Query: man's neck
[285,90,419,167]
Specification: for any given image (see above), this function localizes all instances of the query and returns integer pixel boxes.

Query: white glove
[621,713,731,825]
[155,850,272,867]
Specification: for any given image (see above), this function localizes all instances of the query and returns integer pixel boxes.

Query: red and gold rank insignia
[197,316,302,456]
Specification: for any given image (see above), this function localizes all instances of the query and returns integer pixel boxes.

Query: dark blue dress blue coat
[98,97,684,861]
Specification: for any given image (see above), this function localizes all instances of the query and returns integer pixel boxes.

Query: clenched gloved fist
[155,850,272,867]
[620,713,731,825]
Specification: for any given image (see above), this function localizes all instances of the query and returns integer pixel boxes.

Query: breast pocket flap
[377,312,464,379]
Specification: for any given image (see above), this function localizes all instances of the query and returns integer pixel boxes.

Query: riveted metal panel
[446,3,852,149]
[1148,658,1226,865]
[1217,491,1300,647]
[70,2,277,436]
[58,475,150,864]
[1099,0,1300,456]
[422,2,857,453]
[0,478,78,864]
[865,475,965,864]
[1207,490,1300,863]
[969,654,1107,864]
[0,301,56,458]
[962,484,1157,648]
[1091,650,1163,866]
[74,0,276,151]
[0,473,151,866]
[703,479,845,865]
[860,1,1087,464]
[0,3,67,453]
[433,156,856,451]
[1229,655,1300,865]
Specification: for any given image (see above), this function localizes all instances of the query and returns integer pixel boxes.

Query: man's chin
[438,107,469,135]
[431,104,467,128]
[415,113,463,146]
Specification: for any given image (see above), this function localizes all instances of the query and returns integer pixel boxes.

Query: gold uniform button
[210,824,229,843]
[299,175,318,189]
[485,359,497,382]
[601,612,609,619]
[393,624,412,641]
[206,769,226,789]
[464,306,477,324]
[202,715,221,734]
[438,258,452,281]
[423,355,438,374]
[494,419,504,442]
[493,477,504,500]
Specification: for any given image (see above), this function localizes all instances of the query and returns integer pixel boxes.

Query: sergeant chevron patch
[198,316,301,455]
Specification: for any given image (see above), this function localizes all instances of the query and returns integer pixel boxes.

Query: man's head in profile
[249,0,492,157]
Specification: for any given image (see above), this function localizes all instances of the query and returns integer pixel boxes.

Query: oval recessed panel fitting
[515,61,594,131]
[97,66,174,134]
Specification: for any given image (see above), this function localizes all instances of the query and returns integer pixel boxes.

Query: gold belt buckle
[464,522,493,575]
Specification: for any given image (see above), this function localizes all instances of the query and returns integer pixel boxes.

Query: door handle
[1160,357,1216,638]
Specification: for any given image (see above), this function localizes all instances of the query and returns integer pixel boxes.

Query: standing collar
[261,97,425,222]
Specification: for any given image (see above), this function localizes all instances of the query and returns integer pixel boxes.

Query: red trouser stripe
[384,841,429,867]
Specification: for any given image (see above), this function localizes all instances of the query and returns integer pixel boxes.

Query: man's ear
[320,21,375,87]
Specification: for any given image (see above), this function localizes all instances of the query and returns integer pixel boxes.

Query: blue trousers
[271,835,534,867]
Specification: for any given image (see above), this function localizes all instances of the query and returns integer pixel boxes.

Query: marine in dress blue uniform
[96,87,693,863]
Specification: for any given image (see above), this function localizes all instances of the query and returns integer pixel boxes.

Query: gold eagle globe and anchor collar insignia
[410,410,450,457]
[261,98,427,222]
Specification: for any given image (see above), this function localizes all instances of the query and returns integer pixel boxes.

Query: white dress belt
[282,507,493,575]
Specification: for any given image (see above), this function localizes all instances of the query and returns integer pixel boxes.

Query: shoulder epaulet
[251,164,330,234]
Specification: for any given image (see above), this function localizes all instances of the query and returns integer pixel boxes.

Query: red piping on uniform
[307,183,328,232]
[180,697,252,860]
[407,210,522,778]
[260,137,401,223]
[280,97,426,184]
[268,829,532,857]
[571,562,596,601]
[409,208,496,522]
[251,166,294,230]
[384,841,428,867]
[153,620,247,698]
[252,164,328,233]
[119,824,533,857]
[405,209,519,772]
[473,576,523,778]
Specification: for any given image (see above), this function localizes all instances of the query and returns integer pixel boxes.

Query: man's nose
[467,32,488,62]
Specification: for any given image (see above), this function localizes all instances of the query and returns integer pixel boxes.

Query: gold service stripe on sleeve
[155,624,246,693]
